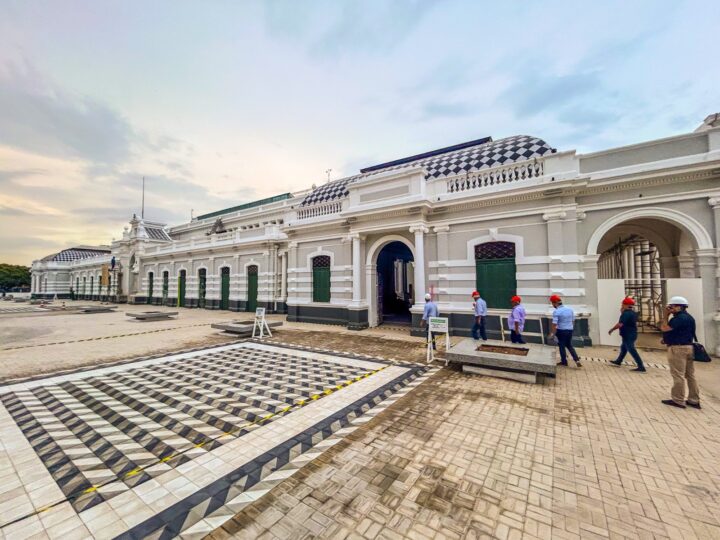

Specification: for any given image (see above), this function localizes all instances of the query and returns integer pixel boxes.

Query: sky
[0,0,718,265]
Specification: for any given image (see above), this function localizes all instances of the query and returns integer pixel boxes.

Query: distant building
[32,114,720,353]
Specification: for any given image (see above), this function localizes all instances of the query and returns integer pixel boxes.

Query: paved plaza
[0,306,719,539]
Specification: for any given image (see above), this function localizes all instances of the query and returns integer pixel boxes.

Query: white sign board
[427,316,450,363]
[252,307,272,339]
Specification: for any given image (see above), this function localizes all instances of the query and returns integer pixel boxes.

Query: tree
[0,264,31,290]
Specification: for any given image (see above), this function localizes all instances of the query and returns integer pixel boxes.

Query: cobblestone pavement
[2,310,719,539]
[210,335,720,540]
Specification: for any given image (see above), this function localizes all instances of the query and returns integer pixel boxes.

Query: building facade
[32,114,720,352]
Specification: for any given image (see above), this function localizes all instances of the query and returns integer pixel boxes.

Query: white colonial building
[32,113,720,352]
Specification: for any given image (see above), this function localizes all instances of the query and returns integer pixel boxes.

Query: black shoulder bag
[693,333,712,362]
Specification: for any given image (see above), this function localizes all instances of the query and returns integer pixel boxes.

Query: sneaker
[610,360,623,367]
[575,361,582,367]
[661,399,686,409]
[631,367,646,372]
[686,401,701,409]
[556,362,568,366]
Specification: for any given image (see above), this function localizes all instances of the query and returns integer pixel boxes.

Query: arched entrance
[589,208,712,347]
[369,239,415,327]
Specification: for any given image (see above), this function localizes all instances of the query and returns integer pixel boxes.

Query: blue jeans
[616,335,644,369]
[556,329,579,364]
[472,317,487,340]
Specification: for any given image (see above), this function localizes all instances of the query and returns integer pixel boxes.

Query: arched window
[475,241,516,309]
[312,256,331,303]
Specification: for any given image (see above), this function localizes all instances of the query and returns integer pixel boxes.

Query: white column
[280,251,288,301]
[410,225,428,303]
[350,233,362,304]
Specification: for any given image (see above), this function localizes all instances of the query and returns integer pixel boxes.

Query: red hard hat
[622,297,635,305]
[471,291,480,297]
[549,294,562,303]
[510,295,521,303]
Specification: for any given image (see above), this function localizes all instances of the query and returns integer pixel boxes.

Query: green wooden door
[178,271,186,307]
[475,258,516,309]
[220,268,230,310]
[313,267,331,302]
[147,273,153,304]
[246,266,258,312]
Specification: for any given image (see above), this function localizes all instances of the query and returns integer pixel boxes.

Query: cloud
[503,72,601,118]
[0,61,135,164]
[419,101,476,121]
[262,0,439,58]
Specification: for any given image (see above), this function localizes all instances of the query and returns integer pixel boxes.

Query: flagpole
[141,176,145,219]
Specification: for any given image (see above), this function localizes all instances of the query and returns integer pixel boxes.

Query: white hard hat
[669,296,689,306]
[424,293,432,300]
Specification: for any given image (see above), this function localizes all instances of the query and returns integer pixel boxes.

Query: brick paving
[210,334,720,540]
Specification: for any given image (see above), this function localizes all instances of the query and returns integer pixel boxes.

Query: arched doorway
[375,241,414,326]
[589,209,712,347]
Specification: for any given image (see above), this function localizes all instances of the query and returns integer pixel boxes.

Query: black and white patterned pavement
[0,341,430,539]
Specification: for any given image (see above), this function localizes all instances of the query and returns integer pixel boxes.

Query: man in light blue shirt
[421,293,440,350]
[471,290,487,341]
[548,294,581,367]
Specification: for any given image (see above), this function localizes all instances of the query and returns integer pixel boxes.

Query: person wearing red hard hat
[471,290,487,341]
[548,294,582,367]
[608,297,645,372]
[509,295,526,344]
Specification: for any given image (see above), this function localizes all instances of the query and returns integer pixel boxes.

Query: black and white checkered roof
[145,227,171,241]
[300,135,555,206]
[49,248,111,262]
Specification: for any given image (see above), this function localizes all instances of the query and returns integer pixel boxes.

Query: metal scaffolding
[598,235,664,331]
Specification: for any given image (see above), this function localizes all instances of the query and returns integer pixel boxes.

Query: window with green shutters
[312,256,331,303]
[475,242,517,309]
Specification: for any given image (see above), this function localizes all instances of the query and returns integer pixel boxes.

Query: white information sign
[252,307,273,339]
[427,316,450,363]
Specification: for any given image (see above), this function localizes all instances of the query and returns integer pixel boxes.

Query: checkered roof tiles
[300,135,555,206]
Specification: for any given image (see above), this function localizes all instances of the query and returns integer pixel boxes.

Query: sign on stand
[427,316,450,363]
[252,307,273,339]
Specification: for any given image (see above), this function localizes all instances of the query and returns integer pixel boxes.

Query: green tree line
[0,263,31,290]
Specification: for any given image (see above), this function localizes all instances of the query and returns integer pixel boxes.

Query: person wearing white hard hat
[421,293,440,351]
[659,296,700,409]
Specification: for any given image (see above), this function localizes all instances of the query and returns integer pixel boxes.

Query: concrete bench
[446,338,556,383]
[211,320,282,335]
[126,311,179,321]
[76,306,117,314]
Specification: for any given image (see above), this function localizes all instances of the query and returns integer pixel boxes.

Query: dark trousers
[556,329,579,364]
[616,335,644,369]
[510,330,525,344]
[472,317,487,340]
